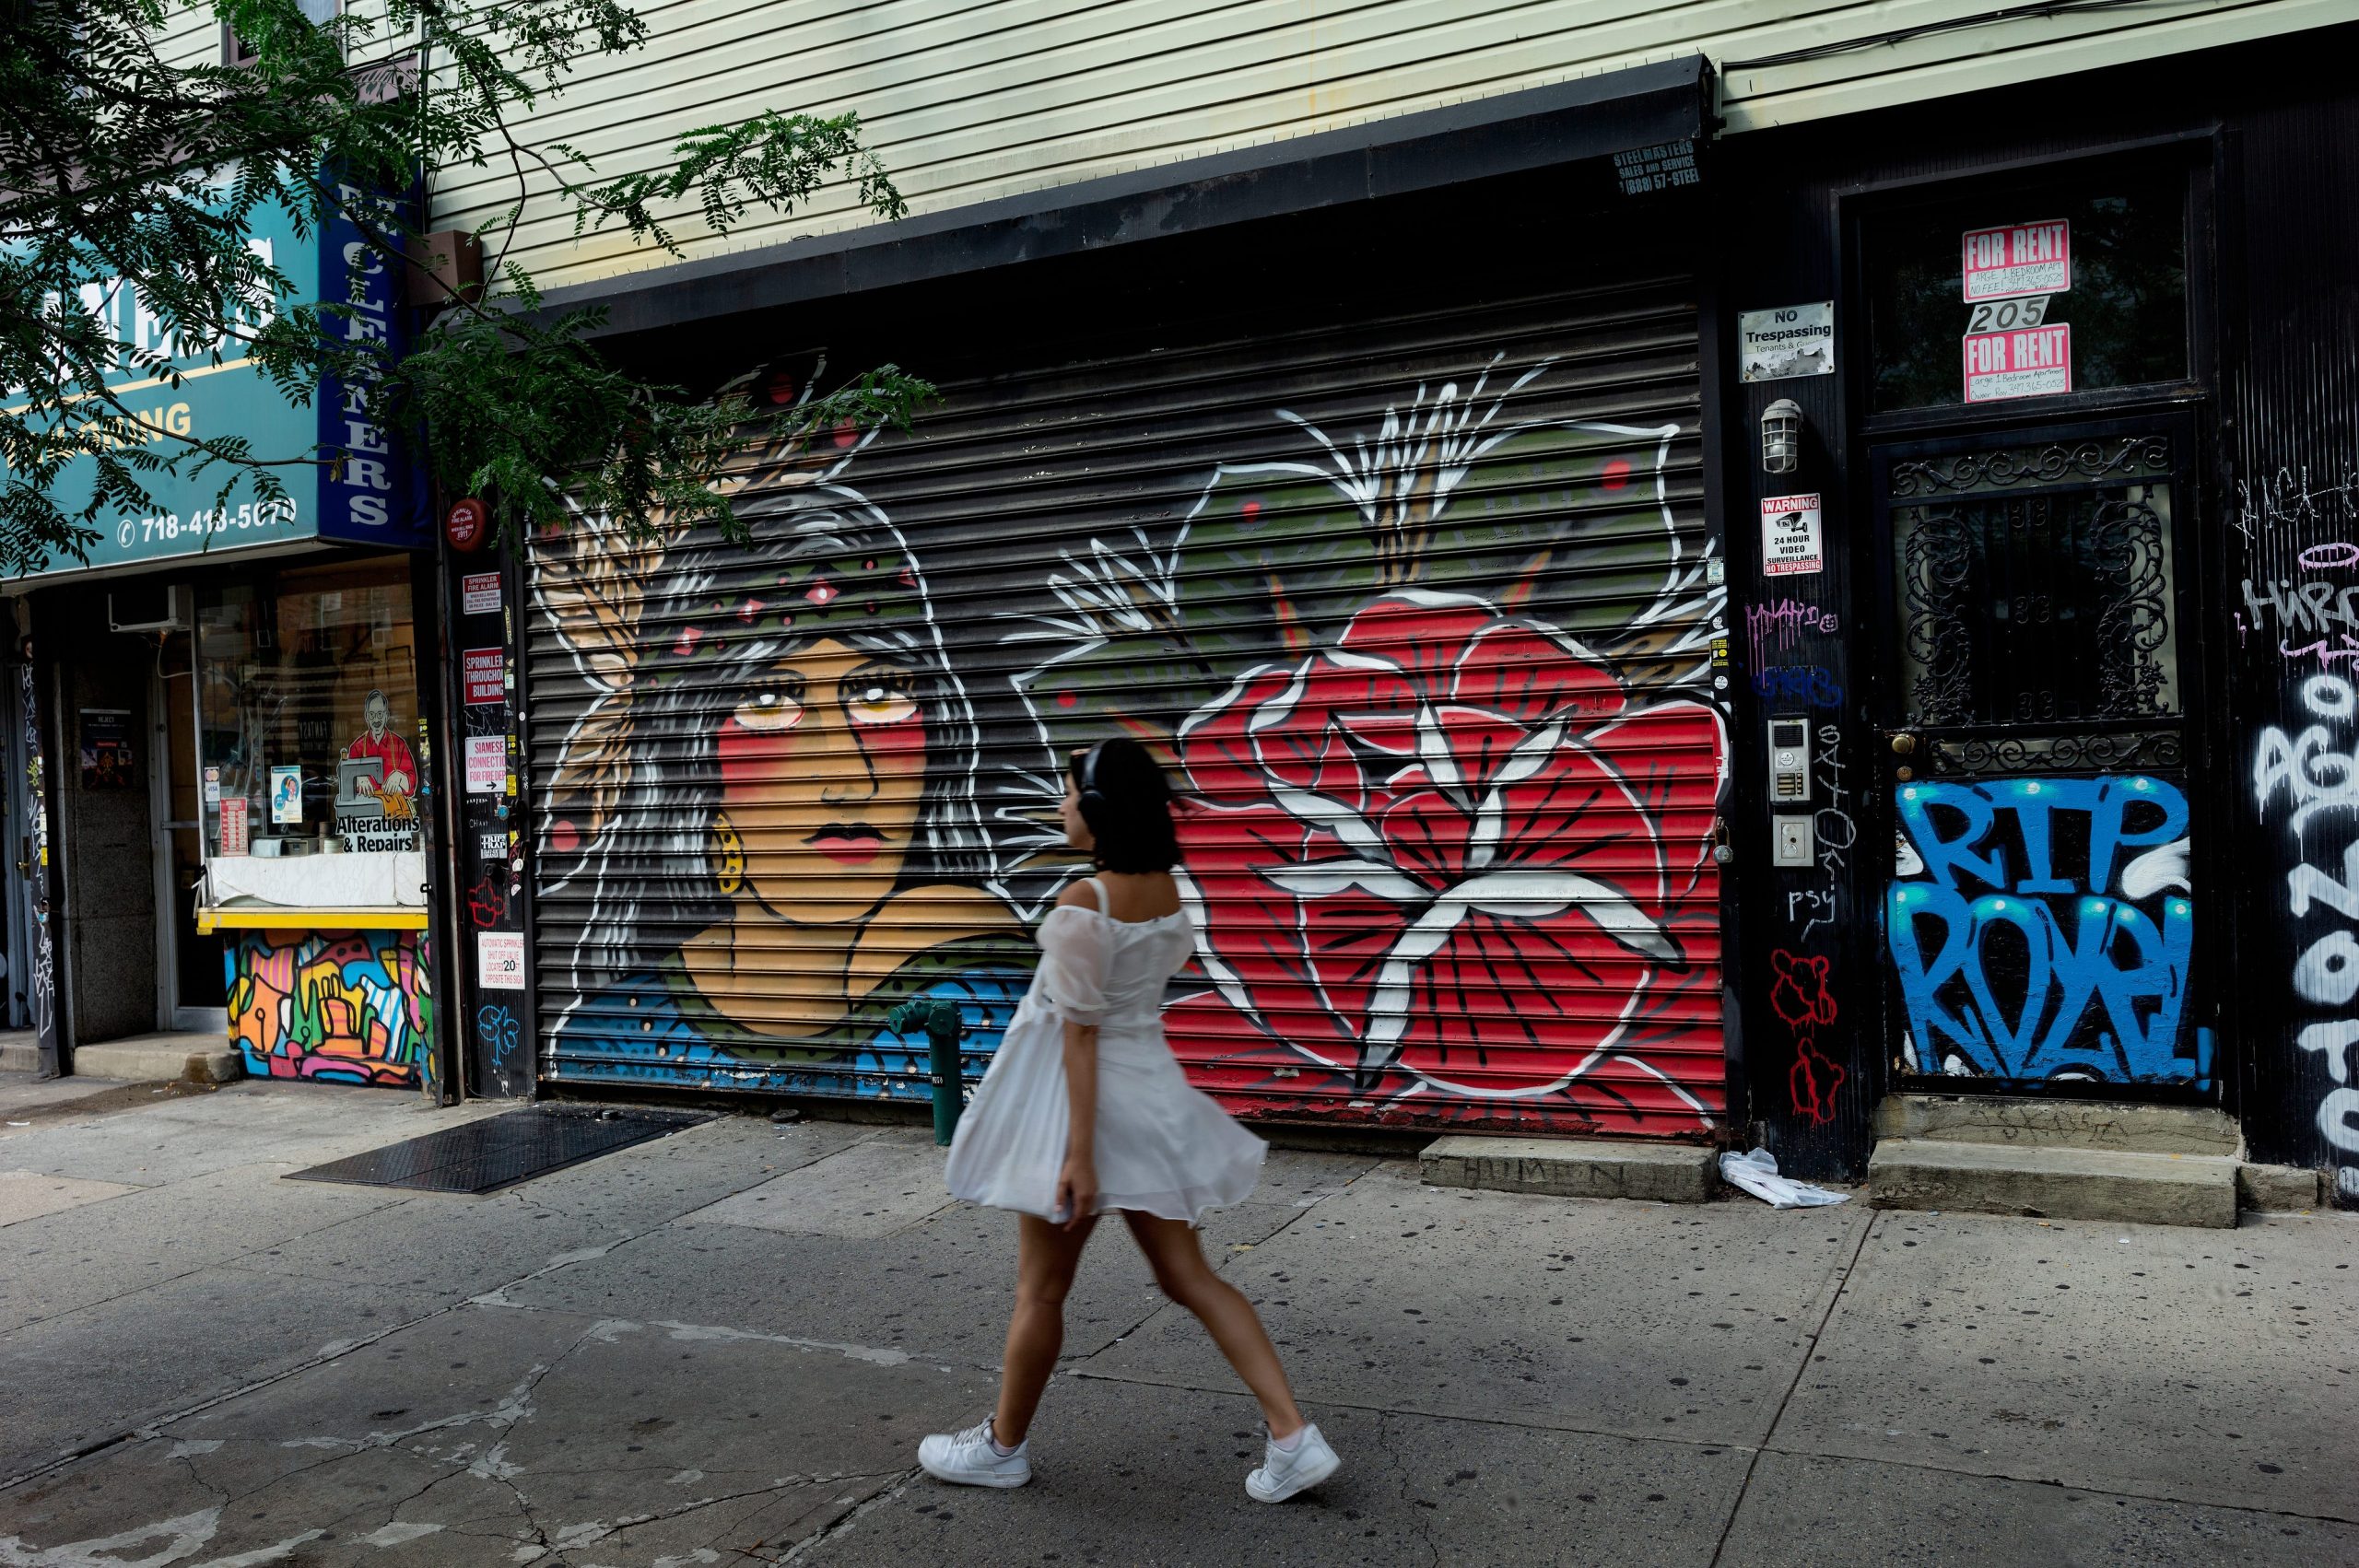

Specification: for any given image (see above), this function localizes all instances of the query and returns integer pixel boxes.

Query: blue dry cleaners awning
[6,177,432,582]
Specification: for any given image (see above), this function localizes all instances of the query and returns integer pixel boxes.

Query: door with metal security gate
[1871,413,2212,1095]
[523,276,1729,1134]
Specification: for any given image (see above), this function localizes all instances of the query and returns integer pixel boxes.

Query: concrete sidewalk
[0,1078,2349,1566]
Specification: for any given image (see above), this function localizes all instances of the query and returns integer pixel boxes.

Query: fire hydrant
[886,997,968,1146]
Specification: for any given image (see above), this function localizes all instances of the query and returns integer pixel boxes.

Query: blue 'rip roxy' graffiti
[1887,775,2204,1084]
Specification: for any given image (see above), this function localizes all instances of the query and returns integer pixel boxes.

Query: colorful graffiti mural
[1005,358,1727,1131]
[226,928,431,1085]
[535,355,1725,1129]
[536,421,1030,1097]
[1886,775,2204,1084]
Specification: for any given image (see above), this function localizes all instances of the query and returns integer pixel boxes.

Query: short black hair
[1071,737,1182,873]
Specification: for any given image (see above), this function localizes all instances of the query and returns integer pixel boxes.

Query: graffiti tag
[2238,576,2359,667]
[1745,600,1838,666]
[476,1003,521,1071]
[2254,673,2359,1196]
[2252,674,2359,832]
[466,871,509,930]
[1887,775,2199,1083]
[1752,665,1844,708]
[2235,464,2359,543]
[1782,725,1856,947]
[1769,949,1844,1126]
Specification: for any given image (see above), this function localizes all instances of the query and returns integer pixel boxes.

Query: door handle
[1888,732,1919,755]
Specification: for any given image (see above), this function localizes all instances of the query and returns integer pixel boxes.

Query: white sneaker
[1246,1422,1339,1503]
[917,1420,1031,1489]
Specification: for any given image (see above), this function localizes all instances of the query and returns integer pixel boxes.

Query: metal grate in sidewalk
[286,1105,710,1195]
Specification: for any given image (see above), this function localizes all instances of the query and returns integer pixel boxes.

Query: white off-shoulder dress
[945,878,1265,1223]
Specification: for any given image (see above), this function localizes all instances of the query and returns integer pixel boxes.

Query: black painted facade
[1720,28,2359,1202]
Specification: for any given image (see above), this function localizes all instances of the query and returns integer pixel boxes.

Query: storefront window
[197,558,423,864]
[1863,168,2189,414]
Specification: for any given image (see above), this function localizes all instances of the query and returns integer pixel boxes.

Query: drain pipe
[886,998,968,1145]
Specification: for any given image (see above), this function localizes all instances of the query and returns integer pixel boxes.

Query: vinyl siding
[424,0,2334,292]
[155,0,225,69]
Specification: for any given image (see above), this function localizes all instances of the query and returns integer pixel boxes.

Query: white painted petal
[1246,661,1310,733]
[1414,702,1466,802]
[1365,899,1478,1051]
[1262,861,1430,903]
[1467,720,1564,872]
[1268,782,1387,860]
[1458,871,1680,964]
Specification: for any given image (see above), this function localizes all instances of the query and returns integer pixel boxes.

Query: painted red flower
[1175,591,1724,1124]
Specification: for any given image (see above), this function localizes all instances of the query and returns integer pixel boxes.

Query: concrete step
[0,1030,36,1074]
[1419,1135,1716,1203]
[71,1032,244,1085]
[1873,1094,2239,1156]
[1868,1139,2236,1228]
[2236,1162,2327,1211]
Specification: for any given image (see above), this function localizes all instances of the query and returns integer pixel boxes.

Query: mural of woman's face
[714,637,928,924]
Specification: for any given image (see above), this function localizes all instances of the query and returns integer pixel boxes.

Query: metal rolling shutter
[525,275,1725,1135]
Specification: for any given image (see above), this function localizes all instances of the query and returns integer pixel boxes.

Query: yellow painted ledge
[197,907,430,933]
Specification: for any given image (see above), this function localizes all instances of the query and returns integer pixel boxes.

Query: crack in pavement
[1704,1207,1880,1568]
[1381,1409,1443,1568]
[532,1468,913,1565]
[773,1465,926,1566]
[172,1448,230,1509]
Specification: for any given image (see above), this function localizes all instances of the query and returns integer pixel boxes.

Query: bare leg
[992,1212,1097,1447]
[1122,1212,1306,1438]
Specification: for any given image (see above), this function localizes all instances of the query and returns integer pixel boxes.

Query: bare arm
[1057,1018,1099,1230]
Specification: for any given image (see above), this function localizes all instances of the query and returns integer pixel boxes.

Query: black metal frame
[1864,406,2215,1102]
[1848,133,2219,443]
[502,523,543,1102]
[416,536,464,1105]
[28,607,69,1076]
[1839,133,2226,1106]
[1696,242,1748,1137]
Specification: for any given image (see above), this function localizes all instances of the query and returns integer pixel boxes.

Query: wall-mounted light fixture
[1761,398,1802,475]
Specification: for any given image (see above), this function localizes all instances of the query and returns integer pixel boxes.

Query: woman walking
[918,738,1341,1503]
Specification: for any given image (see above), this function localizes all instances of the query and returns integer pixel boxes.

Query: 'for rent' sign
[1963,323,2072,404]
[1962,220,2071,301]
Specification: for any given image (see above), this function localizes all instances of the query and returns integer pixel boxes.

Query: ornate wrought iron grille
[1891,435,2173,498]
[1927,729,2184,776]
[1894,479,2180,728]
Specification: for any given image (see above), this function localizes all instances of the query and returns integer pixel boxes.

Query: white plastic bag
[1719,1146,1848,1209]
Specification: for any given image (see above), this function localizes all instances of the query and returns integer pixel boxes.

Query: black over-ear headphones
[1077,741,1109,813]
